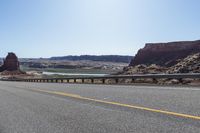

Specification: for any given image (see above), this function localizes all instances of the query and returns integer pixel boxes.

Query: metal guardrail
[2,73,200,84]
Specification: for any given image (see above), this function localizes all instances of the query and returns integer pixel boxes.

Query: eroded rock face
[0,52,20,71]
[130,40,200,67]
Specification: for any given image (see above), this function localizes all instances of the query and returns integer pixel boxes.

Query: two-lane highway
[0,81,200,133]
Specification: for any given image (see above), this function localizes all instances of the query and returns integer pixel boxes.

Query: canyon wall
[130,40,200,67]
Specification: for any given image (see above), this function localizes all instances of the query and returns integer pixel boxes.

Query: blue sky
[0,0,200,58]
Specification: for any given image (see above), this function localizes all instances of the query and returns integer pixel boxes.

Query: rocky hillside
[123,53,200,75]
[122,64,167,75]
[130,40,200,67]
[167,53,200,73]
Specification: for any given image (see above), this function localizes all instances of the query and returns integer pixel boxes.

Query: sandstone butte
[129,40,200,67]
[0,52,21,72]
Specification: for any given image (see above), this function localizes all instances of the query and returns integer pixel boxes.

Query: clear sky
[0,0,200,58]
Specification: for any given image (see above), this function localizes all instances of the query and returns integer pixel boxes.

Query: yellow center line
[32,89,200,120]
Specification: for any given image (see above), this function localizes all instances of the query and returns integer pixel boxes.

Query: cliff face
[130,40,200,67]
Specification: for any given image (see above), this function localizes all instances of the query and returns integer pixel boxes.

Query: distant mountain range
[50,55,133,63]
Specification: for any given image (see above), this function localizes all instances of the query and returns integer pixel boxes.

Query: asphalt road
[0,81,200,133]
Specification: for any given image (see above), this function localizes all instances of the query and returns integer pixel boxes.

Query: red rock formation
[0,52,20,71]
[130,40,200,67]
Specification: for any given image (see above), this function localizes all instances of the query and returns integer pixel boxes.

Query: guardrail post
[102,79,105,84]
[153,78,157,83]
[178,78,183,83]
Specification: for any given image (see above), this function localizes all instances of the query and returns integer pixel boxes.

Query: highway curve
[0,81,200,133]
